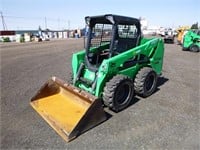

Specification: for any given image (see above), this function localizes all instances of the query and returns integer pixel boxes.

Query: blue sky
[0,0,199,30]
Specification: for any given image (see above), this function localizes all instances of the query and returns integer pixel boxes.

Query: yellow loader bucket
[30,77,107,142]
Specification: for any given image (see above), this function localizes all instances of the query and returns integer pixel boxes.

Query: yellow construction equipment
[30,77,107,142]
[176,26,190,44]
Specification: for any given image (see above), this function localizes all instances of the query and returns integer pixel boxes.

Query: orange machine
[177,26,190,44]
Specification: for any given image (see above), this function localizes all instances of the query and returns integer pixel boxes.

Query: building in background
[0,28,85,43]
[0,30,16,42]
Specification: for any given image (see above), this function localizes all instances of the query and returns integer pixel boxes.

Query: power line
[3,15,67,22]
[0,14,77,30]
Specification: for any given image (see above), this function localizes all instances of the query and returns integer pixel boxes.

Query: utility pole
[68,20,70,31]
[57,18,60,30]
[0,11,7,30]
[45,17,47,29]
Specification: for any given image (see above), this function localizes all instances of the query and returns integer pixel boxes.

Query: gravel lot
[1,38,199,149]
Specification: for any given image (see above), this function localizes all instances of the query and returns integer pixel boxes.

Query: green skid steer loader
[182,29,200,52]
[30,14,164,142]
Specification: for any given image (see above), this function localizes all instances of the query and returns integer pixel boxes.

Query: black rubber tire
[190,44,199,52]
[134,67,157,97]
[182,47,187,51]
[103,75,134,112]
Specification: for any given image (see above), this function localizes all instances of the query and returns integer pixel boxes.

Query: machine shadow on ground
[104,76,169,117]
[156,76,169,89]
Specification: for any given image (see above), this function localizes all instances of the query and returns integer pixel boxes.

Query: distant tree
[191,22,198,29]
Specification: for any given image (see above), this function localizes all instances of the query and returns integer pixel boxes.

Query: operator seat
[115,34,141,54]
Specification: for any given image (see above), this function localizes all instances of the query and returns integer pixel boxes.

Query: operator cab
[85,14,141,72]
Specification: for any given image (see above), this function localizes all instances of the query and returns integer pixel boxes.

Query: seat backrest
[116,37,139,53]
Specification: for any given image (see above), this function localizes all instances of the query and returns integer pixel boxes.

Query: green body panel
[183,30,200,49]
[72,50,85,80]
[72,37,164,97]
